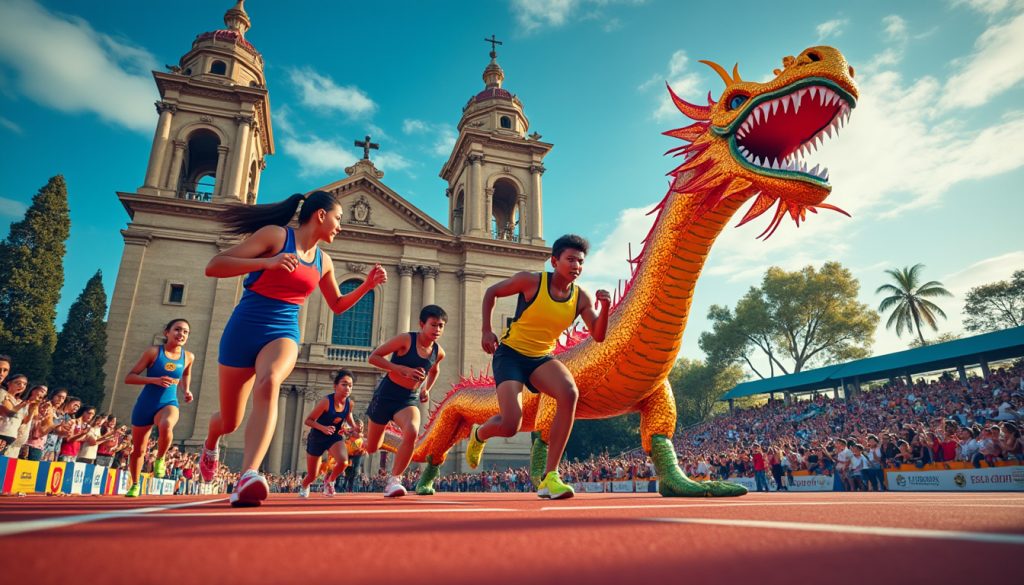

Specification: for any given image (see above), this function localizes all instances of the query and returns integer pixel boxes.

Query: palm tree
[876,264,953,344]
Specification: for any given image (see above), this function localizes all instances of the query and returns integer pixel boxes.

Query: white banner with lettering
[887,466,1024,491]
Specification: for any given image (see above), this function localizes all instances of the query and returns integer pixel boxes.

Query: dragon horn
[666,82,711,121]
[699,59,736,86]
[732,63,742,82]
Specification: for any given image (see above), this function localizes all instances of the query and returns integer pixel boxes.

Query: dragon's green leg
[641,381,747,497]
[415,455,441,495]
[530,436,549,488]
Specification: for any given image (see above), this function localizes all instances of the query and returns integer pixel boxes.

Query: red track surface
[3,491,1023,584]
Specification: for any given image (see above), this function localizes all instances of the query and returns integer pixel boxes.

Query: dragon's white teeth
[800,160,808,172]
[753,155,762,166]
[771,100,779,116]
[792,90,802,113]
[808,86,818,101]
[780,94,790,113]
[809,163,820,176]
[822,167,830,181]
[752,108,761,124]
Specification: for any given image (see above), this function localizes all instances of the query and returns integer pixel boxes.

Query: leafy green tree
[962,270,1024,333]
[0,175,71,381]
[876,264,953,344]
[699,262,877,378]
[50,270,108,406]
[668,357,746,427]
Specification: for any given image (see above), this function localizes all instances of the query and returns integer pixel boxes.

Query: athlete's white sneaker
[229,470,269,508]
[324,481,336,497]
[298,485,310,498]
[384,475,407,498]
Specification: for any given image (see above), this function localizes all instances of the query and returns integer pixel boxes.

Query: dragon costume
[411,46,859,497]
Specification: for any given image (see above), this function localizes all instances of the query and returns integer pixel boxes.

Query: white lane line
[152,506,515,518]
[541,500,1024,512]
[647,517,1024,546]
[0,498,228,537]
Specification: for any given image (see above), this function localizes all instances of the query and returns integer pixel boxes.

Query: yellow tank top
[501,272,579,357]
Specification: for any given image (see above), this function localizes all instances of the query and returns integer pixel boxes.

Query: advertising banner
[44,461,66,494]
[887,466,1024,491]
[785,474,835,491]
[10,459,39,494]
[611,480,635,492]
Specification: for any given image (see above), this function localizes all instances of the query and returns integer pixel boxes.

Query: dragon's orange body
[411,46,859,497]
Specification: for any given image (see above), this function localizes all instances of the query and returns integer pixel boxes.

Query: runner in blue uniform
[299,369,360,498]
[123,318,195,497]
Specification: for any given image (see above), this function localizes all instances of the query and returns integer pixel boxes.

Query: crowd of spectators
[672,364,1024,491]
[5,349,1023,497]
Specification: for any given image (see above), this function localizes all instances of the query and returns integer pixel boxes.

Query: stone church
[101,1,554,476]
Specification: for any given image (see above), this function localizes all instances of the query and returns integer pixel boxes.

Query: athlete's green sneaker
[153,457,166,479]
[125,483,140,498]
[465,425,486,470]
[537,471,574,500]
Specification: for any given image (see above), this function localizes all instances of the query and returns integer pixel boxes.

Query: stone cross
[354,135,379,160]
[484,35,502,56]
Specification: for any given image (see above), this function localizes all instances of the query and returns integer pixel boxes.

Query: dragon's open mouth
[730,80,853,183]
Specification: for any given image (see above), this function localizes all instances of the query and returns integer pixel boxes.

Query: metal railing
[178,190,213,202]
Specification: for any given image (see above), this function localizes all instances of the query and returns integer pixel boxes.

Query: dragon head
[665,46,858,238]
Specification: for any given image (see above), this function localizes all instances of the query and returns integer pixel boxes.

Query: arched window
[210,60,227,75]
[331,279,374,346]
[500,116,512,129]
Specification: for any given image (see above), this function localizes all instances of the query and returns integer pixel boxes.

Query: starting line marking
[648,517,1024,546]
[0,498,228,537]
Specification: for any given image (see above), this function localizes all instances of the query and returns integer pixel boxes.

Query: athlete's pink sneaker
[230,470,269,508]
[199,447,218,483]
[384,475,407,498]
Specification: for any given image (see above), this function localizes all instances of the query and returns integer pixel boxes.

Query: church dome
[474,87,514,103]
[192,29,261,61]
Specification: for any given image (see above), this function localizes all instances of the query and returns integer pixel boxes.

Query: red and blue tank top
[242,227,323,305]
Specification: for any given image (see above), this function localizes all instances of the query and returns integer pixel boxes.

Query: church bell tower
[440,38,551,245]
[138,0,273,203]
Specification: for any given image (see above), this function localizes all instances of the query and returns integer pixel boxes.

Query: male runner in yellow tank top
[468,234,611,499]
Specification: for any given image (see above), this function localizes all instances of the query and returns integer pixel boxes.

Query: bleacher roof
[721,325,1024,400]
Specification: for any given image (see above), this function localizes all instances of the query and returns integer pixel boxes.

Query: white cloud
[0,196,27,219]
[0,0,158,133]
[402,118,457,157]
[577,205,655,294]
[510,0,644,34]
[938,11,1024,110]
[288,66,377,118]
[883,15,908,41]
[816,18,849,40]
[952,0,1020,15]
[0,115,22,134]
[644,50,707,122]
[281,136,358,178]
[403,119,429,134]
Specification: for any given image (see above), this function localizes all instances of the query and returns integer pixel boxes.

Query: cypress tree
[51,270,108,406]
[0,175,71,382]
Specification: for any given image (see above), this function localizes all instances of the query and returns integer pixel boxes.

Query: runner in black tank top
[299,370,360,498]
[366,305,448,497]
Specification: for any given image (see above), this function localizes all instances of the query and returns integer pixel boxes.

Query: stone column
[455,268,486,472]
[420,266,438,307]
[529,164,545,243]
[484,187,495,238]
[267,391,288,473]
[516,194,528,242]
[143,101,176,190]
[101,231,151,413]
[292,388,309,474]
[467,154,484,237]
[396,263,416,335]
[979,355,991,380]
[213,145,229,198]
[164,140,186,193]
[250,158,266,203]
[226,115,253,201]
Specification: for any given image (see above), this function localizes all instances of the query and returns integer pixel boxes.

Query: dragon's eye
[728,94,748,110]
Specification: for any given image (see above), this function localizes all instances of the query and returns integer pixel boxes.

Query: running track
[3,491,1022,584]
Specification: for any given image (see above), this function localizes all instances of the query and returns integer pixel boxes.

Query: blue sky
[0,0,1022,373]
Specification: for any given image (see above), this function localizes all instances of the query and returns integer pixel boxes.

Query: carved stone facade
[101,3,553,477]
